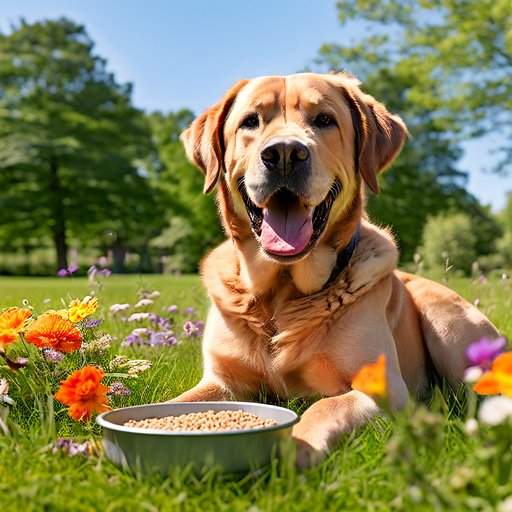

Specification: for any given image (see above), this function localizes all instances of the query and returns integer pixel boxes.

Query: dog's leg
[292,390,379,468]
[171,379,234,402]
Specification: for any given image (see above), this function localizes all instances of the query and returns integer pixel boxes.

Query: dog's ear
[338,76,408,194]
[180,79,249,194]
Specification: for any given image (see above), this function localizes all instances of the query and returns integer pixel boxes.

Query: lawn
[1,273,511,512]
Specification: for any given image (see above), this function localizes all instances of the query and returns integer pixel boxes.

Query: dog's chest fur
[201,220,399,398]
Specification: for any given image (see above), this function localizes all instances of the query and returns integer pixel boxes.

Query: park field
[1,273,511,512]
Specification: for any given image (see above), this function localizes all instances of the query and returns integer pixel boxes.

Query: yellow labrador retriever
[174,72,499,466]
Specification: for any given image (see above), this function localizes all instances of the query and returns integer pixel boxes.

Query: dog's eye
[240,113,260,130]
[314,113,336,129]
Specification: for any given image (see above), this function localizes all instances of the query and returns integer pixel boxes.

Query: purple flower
[149,331,177,346]
[149,314,172,330]
[99,268,112,277]
[122,333,143,347]
[183,320,204,338]
[84,318,102,329]
[51,438,93,457]
[466,337,507,369]
[42,349,64,364]
[57,268,69,277]
[184,307,195,316]
[68,263,78,274]
[108,381,131,397]
[166,305,178,314]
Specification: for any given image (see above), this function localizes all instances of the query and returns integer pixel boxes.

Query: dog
[174,72,499,467]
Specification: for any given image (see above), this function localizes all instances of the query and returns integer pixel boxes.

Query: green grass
[1,273,512,512]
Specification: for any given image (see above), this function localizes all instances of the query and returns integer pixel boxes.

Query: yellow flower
[352,354,387,400]
[67,296,98,323]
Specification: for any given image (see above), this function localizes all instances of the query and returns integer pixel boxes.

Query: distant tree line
[0,9,510,275]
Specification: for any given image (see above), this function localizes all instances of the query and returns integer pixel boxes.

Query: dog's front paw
[292,424,329,469]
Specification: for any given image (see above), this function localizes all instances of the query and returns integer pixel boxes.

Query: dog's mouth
[238,178,342,259]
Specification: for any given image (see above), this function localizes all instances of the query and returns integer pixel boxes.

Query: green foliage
[0,18,165,271]
[419,212,477,273]
[334,0,512,174]
[147,111,224,273]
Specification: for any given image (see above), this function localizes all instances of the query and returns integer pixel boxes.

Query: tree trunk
[48,155,68,270]
[112,238,126,273]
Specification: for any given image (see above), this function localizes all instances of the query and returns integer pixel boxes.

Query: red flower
[55,366,110,421]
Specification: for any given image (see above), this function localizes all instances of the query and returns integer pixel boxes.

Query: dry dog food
[124,409,277,432]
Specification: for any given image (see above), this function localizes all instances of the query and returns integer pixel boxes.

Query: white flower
[135,298,154,308]
[463,366,483,384]
[478,396,512,426]
[499,497,512,512]
[128,312,151,322]
[147,291,160,299]
[464,418,479,435]
[109,303,131,314]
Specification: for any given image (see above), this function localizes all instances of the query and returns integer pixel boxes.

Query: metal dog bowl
[97,401,299,475]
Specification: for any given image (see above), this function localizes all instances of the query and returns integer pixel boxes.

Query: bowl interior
[97,401,299,436]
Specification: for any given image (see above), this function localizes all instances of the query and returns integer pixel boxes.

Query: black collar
[325,224,361,286]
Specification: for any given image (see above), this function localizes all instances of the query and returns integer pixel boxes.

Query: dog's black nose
[260,140,310,174]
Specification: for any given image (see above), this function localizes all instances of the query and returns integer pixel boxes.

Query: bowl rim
[96,401,299,437]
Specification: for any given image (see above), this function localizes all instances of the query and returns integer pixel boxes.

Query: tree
[420,212,477,273]
[314,1,505,260]
[0,18,162,271]
[147,110,224,273]
[332,0,512,174]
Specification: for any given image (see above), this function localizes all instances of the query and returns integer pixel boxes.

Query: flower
[0,307,32,347]
[108,381,131,397]
[466,337,507,369]
[84,318,102,329]
[109,303,131,315]
[478,396,512,426]
[51,438,99,457]
[463,366,483,384]
[184,307,195,316]
[57,268,69,277]
[134,298,154,308]
[85,334,112,353]
[464,418,479,435]
[149,331,177,346]
[109,355,151,375]
[42,348,65,364]
[165,305,178,314]
[474,352,512,396]
[183,320,204,338]
[55,366,110,421]
[67,296,98,323]
[351,354,387,400]
[128,312,151,322]
[25,314,82,353]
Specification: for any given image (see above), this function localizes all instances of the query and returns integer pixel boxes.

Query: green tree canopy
[0,18,164,271]
[314,0,504,260]
[147,110,224,273]
[333,0,512,174]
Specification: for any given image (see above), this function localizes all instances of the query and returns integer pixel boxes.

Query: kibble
[124,409,278,432]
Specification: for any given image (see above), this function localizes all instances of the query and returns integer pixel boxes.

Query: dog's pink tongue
[260,203,313,256]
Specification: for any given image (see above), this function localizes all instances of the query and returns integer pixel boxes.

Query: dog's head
[181,73,407,263]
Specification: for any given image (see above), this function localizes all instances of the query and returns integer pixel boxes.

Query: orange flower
[352,354,387,399]
[0,307,32,347]
[55,365,110,421]
[24,313,81,353]
[474,352,512,397]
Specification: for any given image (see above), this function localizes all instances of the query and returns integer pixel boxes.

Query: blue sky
[2,0,510,210]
